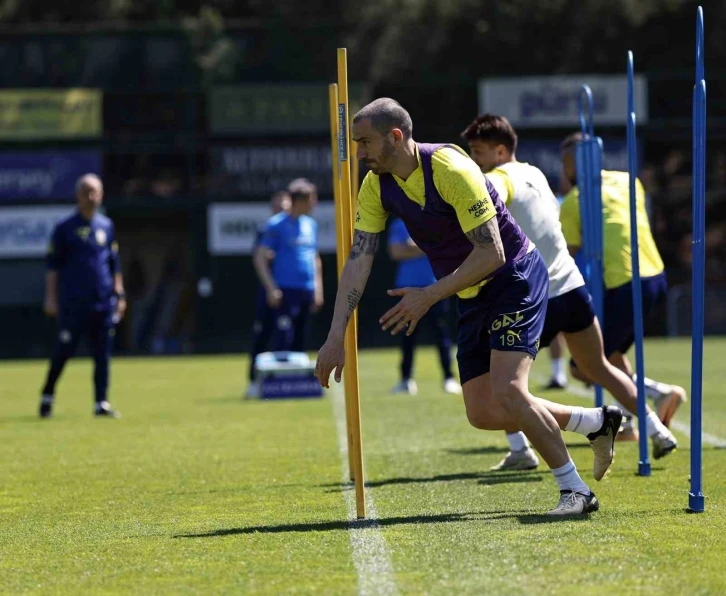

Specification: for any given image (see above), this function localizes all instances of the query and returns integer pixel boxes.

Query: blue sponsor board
[261,375,324,399]
[0,151,101,201]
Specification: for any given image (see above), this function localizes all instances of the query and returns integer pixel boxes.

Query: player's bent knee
[490,380,528,408]
[465,409,502,430]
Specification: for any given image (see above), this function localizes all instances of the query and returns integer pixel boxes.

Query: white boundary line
[532,372,726,447]
[331,384,398,596]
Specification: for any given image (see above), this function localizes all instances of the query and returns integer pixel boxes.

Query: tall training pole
[627,52,651,476]
[689,6,706,514]
[328,83,356,482]
[576,87,605,408]
[337,48,366,519]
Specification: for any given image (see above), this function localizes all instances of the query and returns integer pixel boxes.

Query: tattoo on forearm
[347,288,362,313]
[465,219,497,247]
[350,230,379,260]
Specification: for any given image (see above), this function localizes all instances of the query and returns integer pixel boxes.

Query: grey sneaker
[391,379,418,395]
[548,490,599,516]
[586,406,623,481]
[652,429,678,460]
[490,447,540,471]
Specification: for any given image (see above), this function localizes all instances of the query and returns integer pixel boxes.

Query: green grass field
[2,338,726,595]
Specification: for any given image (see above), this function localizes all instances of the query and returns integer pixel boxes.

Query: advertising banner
[209,83,368,135]
[209,145,333,197]
[0,206,74,258]
[479,75,647,127]
[0,89,102,139]
[207,202,336,256]
[0,151,102,201]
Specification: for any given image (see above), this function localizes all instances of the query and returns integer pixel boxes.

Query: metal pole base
[637,461,651,476]
[688,492,705,513]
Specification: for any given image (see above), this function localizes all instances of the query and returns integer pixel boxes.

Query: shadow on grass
[445,446,509,456]
[0,415,51,424]
[516,513,592,525]
[175,510,540,538]
[321,470,549,492]
[448,443,591,457]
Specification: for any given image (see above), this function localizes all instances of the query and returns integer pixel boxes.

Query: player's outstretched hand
[381,287,434,336]
[315,337,345,388]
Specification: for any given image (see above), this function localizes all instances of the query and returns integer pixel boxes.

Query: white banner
[207,202,337,256]
[0,205,74,258]
[479,75,648,127]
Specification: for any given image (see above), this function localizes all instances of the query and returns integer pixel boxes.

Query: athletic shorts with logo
[456,249,548,384]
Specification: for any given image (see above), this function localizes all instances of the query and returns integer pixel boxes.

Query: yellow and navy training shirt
[559,170,664,290]
[355,144,497,298]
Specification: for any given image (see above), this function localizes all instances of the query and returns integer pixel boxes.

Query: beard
[368,139,397,174]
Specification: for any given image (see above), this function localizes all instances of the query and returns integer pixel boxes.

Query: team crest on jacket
[95,229,107,246]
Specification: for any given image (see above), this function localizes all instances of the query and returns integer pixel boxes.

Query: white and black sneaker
[587,405,623,481]
[548,490,600,516]
[652,429,678,460]
[95,401,121,419]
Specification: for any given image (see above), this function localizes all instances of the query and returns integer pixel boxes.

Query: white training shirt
[486,161,585,299]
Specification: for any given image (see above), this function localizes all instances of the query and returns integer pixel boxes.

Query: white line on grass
[532,373,726,447]
[331,384,398,596]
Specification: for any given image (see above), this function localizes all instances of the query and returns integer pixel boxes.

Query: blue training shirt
[388,218,437,289]
[259,213,317,291]
[47,211,120,310]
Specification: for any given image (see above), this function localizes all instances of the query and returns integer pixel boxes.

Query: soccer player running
[387,218,461,396]
[40,174,126,418]
[315,98,623,516]
[462,114,677,470]
[247,179,324,398]
[246,190,291,397]
[560,132,687,440]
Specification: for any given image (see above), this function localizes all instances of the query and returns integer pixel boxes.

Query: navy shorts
[539,285,596,348]
[456,249,549,384]
[602,273,667,356]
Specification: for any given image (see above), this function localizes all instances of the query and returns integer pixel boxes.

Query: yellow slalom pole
[328,82,356,482]
[337,47,366,519]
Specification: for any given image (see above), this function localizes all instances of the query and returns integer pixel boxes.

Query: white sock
[645,411,669,437]
[551,459,590,495]
[633,374,672,400]
[506,432,529,451]
[551,358,566,382]
[564,406,604,436]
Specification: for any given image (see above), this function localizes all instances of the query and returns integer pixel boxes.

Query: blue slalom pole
[627,51,650,476]
[576,86,604,408]
[689,6,706,513]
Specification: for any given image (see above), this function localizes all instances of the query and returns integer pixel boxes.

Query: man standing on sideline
[40,174,126,418]
[245,190,291,395]
[559,132,687,439]
[315,98,622,516]
[388,217,461,396]
[461,114,677,470]
[246,179,323,398]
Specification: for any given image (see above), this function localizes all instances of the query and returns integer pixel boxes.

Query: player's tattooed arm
[350,230,380,260]
[347,288,362,314]
[326,231,378,340]
[465,217,499,248]
[426,218,506,301]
